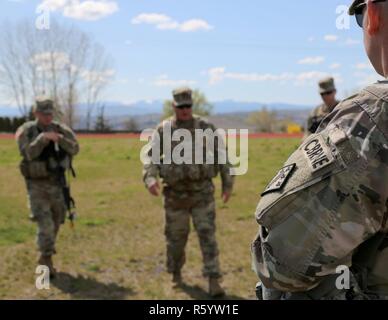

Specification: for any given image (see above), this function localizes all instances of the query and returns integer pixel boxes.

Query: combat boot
[38,254,57,279]
[172,271,183,285]
[209,277,225,298]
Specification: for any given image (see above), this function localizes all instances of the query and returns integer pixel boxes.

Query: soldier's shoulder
[21,120,37,129]
[54,121,75,134]
[156,117,174,130]
[326,84,388,130]
[17,121,36,134]
[310,103,326,116]
[15,121,36,140]
[194,115,216,129]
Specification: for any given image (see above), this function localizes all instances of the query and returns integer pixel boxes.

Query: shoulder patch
[15,126,25,141]
[302,135,334,173]
[261,163,296,196]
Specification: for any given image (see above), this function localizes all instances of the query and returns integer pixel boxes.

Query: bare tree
[94,105,111,132]
[83,44,113,130]
[0,20,114,128]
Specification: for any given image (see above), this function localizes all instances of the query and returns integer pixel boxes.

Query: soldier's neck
[325,101,338,112]
[174,116,195,128]
[36,120,53,131]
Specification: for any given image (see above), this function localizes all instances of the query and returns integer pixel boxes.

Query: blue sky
[0,0,381,107]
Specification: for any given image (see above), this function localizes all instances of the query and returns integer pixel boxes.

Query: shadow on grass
[52,272,135,300]
[176,283,247,301]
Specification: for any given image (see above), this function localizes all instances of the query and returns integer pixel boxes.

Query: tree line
[0,116,28,133]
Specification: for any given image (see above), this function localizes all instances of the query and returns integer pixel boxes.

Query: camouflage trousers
[163,187,221,278]
[26,179,66,257]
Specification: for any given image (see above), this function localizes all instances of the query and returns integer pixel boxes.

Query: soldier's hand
[222,192,231,204]
[148,182,160,197]
[43,132,61,143]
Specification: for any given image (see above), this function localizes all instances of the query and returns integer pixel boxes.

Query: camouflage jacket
[142,115,234,194]
[16,120,79,180]
[305,101,339,136]
[252,81,388,298]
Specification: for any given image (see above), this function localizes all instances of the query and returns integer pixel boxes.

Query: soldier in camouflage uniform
[251,0,388,300]
[305,77,340,137]
[143,87,234,297]
[16,98,79,278]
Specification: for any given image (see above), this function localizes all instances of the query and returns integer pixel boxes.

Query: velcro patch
[303,135,334,173]
[261,164,296,196]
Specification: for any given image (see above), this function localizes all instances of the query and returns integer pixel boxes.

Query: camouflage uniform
[306,102,339,136]
[305,77,339,136]
[252,81,388,300]
[16,105,79,259]
[143,113,234,280]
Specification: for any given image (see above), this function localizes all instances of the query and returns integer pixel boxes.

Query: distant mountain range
[0,100,313,130]
[0,99,312,117]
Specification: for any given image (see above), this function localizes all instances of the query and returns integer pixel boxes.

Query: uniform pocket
[20,161,50,179]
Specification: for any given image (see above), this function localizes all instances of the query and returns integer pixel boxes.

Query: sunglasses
[355,0,387,28]
[176,104,192,110]
[321,91,335,96]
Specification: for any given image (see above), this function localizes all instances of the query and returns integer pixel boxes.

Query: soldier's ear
[367,1,382,35]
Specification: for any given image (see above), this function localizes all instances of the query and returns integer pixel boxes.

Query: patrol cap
[172,87,193,107]
[349,0,364,15]
[34,97,55,115]
[318,77,336,94]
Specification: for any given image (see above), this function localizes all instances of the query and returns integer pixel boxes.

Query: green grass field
[0,136,300,300]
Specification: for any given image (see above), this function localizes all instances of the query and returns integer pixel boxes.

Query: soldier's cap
[34,97,55,115]
[172,87,193,107]
[318,77,336,94]
[349,0,364,15]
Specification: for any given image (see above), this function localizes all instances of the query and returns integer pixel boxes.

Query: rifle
[52,137,77,229]
[59,168,77,229]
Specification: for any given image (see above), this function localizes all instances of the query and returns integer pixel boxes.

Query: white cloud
[40,0,118,21]
[131,13,213,32]
[330,63,341,70]
[179,19,213,32]
[152,75,197,87]
[298,56,325,65]
[40,0,67,10]
[132,13,171,25]
[324,35,338,42]
[206,67,340,87]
